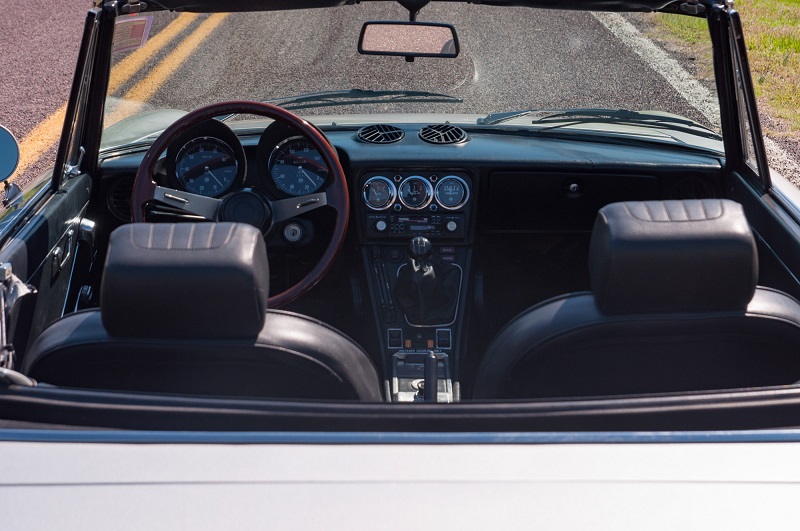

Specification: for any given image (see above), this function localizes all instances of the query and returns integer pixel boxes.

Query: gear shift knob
[408,236,433,262]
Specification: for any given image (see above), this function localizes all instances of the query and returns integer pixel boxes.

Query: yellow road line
[109,13,199,95]
[104,13,230,127]
[11,13,199,183]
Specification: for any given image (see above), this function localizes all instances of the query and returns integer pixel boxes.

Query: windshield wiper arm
[478,108,720,139]
[264,89,462,112]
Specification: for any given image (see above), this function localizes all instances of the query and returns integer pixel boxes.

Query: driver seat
[21,223,383,401]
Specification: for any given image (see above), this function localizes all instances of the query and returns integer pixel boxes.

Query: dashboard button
[446,221,458,232]
[375,220,388,232]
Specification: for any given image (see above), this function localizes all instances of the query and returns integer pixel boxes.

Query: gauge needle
[297,166,323,186]
[205,166,224,187]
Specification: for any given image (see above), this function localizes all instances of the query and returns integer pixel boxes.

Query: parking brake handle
[424,350,438,402]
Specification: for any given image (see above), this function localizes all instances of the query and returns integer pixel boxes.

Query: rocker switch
[388,328,403,349]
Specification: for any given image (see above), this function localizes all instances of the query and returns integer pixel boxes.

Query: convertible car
[2,0,800,526]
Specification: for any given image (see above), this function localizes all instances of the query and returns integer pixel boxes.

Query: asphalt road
[2,2,798,188]
[0,0,87,186]
[109,5,714,127]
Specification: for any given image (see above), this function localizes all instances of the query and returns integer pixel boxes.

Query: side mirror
[0,125,19,182]
[358,21,459,58]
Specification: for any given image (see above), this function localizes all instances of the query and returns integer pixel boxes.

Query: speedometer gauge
[175,137,238,197]
[269,136,329,196]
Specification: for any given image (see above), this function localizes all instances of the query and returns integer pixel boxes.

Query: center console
[357,170,474,402]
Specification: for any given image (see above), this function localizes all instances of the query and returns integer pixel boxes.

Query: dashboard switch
[446,221,458,232]
[375,220,388,232]
[388,328,403,349]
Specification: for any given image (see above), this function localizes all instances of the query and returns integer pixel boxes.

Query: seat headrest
[589,199,757,314]
[101,223,270,338]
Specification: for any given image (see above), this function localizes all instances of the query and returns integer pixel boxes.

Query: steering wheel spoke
[153,186,222,220]
[271,192,328,223]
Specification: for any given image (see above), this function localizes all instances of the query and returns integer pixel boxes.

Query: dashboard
[100,118,724,243]
[95,117,725,401]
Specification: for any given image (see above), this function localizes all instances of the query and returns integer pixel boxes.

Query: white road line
[592,12,720,127]
[592,12,800,184]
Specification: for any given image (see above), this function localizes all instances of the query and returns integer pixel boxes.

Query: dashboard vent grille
[357,124,405,144]
[107,177,134,221]
[419,124,468,145]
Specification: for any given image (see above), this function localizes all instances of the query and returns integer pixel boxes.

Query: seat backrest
[22,223,382,401]
[473,200,800,399]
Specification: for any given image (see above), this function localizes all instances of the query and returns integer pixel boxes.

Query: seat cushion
[22,309,383,402]
[473,287,800,399]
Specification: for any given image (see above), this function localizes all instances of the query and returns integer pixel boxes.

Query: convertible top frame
[132,0,693,14]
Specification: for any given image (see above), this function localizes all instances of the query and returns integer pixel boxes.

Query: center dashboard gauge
[435,175,469,209]
[398,176,433,210]
[269,136,329,196]
[175,137,238,197]
[363,176,396,210]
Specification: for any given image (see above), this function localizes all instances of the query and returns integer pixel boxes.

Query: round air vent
[107,177,134,221]
[357,124,405,144]
[419,124,468,145]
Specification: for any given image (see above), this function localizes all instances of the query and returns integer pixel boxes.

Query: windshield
[102,4,720,146]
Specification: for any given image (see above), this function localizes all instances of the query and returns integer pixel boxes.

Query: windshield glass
[102,5,721,147]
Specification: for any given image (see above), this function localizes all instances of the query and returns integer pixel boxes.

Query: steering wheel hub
[220,189,272,231]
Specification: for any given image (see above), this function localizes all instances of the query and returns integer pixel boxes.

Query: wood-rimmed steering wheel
[132,100,349,308]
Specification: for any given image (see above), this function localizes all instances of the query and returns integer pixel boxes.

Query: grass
[649,1,800,132]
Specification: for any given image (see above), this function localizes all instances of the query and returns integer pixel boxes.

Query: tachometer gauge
[435,175,469,209]
[398,176,433,210]
[175,137,238,197]
[269,136,329,196]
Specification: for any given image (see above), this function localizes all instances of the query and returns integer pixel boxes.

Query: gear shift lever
[409,236,433,263]
[394,236,460,325]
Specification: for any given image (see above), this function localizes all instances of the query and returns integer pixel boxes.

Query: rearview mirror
[0,125,20,182]
[358,21,459,58]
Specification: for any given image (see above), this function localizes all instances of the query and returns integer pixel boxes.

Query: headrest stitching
[207,223,215,248]
[187,223,196,249]
[643,202,654,222]
[167,224,176,250]
[680,200,689,221]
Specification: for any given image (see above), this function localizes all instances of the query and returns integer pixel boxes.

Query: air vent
[419,124,468,145]
[107,177,134,221]
[357,124,405,144]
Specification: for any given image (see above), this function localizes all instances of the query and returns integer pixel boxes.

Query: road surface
[1,2,798,188]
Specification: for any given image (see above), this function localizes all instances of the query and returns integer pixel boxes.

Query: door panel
[0,173,92,361]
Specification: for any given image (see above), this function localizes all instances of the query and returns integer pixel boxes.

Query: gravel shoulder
[627,12,800,185]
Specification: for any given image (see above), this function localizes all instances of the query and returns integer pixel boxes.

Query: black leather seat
[22,223,383,401]
[473,199,800,399]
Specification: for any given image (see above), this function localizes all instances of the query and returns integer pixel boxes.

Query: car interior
[3,0,800,433]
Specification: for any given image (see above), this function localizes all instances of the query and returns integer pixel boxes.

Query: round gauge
[175,137,238,197]
[363,176,396,210]
[269,136,329,196]
[398,176,433,210]
[435,175,470,210]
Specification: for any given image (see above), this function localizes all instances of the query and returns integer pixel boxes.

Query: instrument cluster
[359,171,473,241]
[165,120,331,200]
[363,172,470,212]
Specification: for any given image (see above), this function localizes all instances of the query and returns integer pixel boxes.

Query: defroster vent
[419,124,468,145]
[357,124,405,144]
